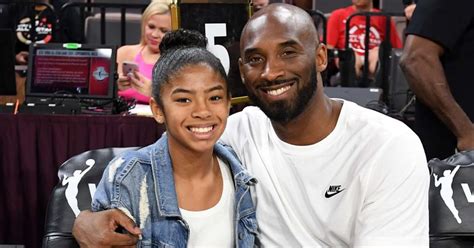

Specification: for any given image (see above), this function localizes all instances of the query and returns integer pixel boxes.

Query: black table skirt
[0,113,165,247]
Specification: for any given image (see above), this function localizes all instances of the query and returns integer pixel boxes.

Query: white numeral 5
[205,23,230,74]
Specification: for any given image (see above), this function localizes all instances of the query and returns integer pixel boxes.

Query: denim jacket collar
[150,135,180,217]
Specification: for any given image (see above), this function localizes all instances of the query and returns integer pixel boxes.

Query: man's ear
[150,97,165,124]
[316,43,328,72]
[238,57,245,84]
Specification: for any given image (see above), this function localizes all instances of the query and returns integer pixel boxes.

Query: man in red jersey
[327,0,402,81]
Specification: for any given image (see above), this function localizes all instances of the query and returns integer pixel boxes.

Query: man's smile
[258,80,296,99]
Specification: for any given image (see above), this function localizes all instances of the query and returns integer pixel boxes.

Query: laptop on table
[23,43,117,114]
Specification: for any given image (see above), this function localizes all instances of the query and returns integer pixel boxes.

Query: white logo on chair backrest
[461,183,474,203]
[62,159,95,217]
[433,165,462,224]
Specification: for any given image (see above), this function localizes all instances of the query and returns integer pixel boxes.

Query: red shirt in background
[327,6,402,56]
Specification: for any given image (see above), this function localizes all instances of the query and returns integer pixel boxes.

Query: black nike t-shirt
[405,0,474,127]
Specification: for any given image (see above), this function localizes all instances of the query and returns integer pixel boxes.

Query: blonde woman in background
[117,1,171,104]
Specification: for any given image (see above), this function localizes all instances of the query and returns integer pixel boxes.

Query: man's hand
[72,209,141,248]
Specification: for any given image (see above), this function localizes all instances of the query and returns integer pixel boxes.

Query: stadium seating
[85,12,142,45]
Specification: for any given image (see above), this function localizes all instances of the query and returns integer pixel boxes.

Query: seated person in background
[116,1,171,104]
[327,0,402,80]
[14,0,81,65]
[91,29,257,246]
[14,0,55,65]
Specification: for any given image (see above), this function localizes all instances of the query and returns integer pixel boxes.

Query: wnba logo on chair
[62,159,97,217]
[432,164,474,225]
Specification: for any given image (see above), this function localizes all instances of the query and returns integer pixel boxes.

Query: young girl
[116,1,172,104]
[92,29,258,247]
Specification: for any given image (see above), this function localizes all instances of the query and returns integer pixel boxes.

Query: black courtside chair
[42,147,139,248]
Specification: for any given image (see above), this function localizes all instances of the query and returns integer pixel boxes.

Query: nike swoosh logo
[325,189,345,198]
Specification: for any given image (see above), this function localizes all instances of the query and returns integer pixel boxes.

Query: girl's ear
[150,97,165,124]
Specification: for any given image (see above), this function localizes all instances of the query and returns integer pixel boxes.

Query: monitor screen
[26,43,116,100]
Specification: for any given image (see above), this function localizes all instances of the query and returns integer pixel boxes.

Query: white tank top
[180,158,235,247]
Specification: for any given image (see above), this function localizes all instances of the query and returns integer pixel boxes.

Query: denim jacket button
[238,232,244,240]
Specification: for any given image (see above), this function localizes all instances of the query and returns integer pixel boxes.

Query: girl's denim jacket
[92,135,258,247]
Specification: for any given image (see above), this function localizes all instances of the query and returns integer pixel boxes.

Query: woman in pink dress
[116,1,172,104]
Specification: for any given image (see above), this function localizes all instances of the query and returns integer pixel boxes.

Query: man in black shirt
[12,0,82,64]
[400,0,474,160]
[14,1,55,64]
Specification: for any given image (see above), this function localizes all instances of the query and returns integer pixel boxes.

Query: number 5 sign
[171,0,251,97]
[205,23,230,74]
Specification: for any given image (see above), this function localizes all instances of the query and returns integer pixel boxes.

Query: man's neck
[271,87,342,146]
